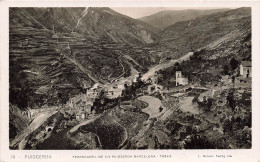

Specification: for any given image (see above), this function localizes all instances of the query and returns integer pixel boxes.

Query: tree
[192,95,199,104]
[174,62,180,67]
[230,58,239,71]
[223,118,232,135]
[205,98,214,112]
[227,90,236,112]
[222,65,230,75]
[235,126,251,148]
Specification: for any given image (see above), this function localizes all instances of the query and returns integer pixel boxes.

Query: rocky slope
[10,7,158,46]
[9,104,31,140]
[156,7,251,89]
[157,7,251,58]
[76,7,158,45]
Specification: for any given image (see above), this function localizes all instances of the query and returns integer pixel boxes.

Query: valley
[9,7,251,150]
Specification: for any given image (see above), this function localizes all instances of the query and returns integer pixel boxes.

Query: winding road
[69,115,102,134]
[141,52,193,81]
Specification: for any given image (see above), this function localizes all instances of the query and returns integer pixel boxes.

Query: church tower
[176,71,182,86]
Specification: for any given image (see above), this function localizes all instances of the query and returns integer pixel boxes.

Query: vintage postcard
[1,0,260,162]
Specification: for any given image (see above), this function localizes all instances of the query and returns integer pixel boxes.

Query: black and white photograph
[7,6,253,150]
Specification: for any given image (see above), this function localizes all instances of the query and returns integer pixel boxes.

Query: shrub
[230,58,239,70]
[222,65,230,75]
[132,99,148,109]
[192,95,199,104]
[227,90,236,112]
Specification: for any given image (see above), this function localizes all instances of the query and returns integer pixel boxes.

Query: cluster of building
[86,74,140,100]
[145,70,189,95]
[86,83,103,99]
[86,82,125,99]
[220,61,252,88]
[62,94,94,121]
[60,74,141,121]
[195,61,252,107]
[174,61,251,88]
[60,60,251,122]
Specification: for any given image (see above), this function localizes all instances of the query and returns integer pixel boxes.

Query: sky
[111,7,230,19]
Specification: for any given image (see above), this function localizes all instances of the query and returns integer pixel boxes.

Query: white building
[86,89,100,99]
[240,61,252,78]
[176,71,188,86]
[132,75,139,83]
[92,83,103,89]
[117,83,125,90]
[105,88,123,99]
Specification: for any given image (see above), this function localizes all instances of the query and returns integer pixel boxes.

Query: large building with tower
[176,71,188,86]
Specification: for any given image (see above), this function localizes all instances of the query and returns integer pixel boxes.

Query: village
[10,32,252,149]
[51,56,251,135]
[10,54,252,150]
[7,6,254,151]
[54,73,140,122]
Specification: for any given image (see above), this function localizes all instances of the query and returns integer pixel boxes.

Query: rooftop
[241,61,252,67]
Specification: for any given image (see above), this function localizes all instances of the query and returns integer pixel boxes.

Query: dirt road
[141,52,193,81]
[69,115,101,134]
[122,54,141,67]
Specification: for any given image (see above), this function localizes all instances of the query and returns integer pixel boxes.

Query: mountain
[75,7,158,45]
[156,7,251,89]
[10,8,83,32]
[157,7,251,58]
[139,9,230,29]
[10,7,157,46]
[9,7,160,111]
[9,7,252,150]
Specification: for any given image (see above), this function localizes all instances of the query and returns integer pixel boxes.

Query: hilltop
[156,7,251,87]
[155,7,251,59]
[10,7,158,46]
[139,8,230,30]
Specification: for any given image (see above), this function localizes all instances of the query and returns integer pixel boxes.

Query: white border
[1,1,260,162]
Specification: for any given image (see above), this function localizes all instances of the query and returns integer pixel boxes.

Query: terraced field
[9,27,91,108]
[9,27,133,108]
